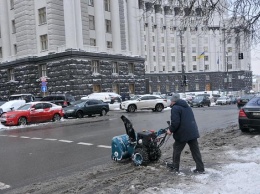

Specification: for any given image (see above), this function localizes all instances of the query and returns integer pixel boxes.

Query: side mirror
[10,107,14,111]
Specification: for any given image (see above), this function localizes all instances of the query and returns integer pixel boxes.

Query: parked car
[41,93,75,107]
[230,96,238,104]
[81,92,121,104]
[0,102,63,126]
[9,94,35,102]
[120,94,167,112]
[212,94,221,102]
[63,99,109,118]
[190,95,211,107]
[215,96,231,105]
[0,100,26,115]
[237,94,255,109]
[238,96,260,132]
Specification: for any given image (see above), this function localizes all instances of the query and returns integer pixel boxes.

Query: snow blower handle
[157,121,171,148]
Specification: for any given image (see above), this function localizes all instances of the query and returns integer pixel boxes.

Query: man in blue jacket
[166,93,205,174]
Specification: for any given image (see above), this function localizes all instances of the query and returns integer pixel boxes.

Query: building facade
[0,0,252,98]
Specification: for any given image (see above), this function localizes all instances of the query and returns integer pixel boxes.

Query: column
[155,5,162,73]
[0,0,11,59]
[74,0,83,49]
[127,0,138,55]
[164,6,171,72]
[138,0,145,57]
[94,0,106,51]
[110,0,121,53]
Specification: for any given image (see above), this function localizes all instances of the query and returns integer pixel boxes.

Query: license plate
[252,113,260,116]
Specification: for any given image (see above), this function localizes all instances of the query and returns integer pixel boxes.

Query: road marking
[31,137,42,140]
[8,135,18,137]
[20,136,30,139]
[97,145,111,149]
[0,135,7,136]
[44,138,57,141]
[0,182,11,190]
[77,142,93,146]
[58,140,73,143]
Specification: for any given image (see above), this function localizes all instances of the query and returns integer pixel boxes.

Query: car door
[84,100,96,115]
[30,103,44,122]
[137,96,149,109]
[42,103,53,121]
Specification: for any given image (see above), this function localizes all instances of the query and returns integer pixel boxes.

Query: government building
[0,0,252,99]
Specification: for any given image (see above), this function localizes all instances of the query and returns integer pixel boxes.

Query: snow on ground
[143,147,260,194]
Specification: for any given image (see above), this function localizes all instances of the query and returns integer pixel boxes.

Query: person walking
[166,93,205,174]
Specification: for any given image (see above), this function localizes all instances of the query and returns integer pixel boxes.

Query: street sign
[41,86,47,92]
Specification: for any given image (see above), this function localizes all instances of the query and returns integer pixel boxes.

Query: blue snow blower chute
[111,115,170,166]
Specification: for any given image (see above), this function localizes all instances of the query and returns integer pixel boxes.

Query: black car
[63,99,109,118]
[190,95,211,107]
[239,96,260,132]
[41,93,75,107]
[237,94,255,109]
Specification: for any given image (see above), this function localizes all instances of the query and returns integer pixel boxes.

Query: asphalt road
[0,104,239,192]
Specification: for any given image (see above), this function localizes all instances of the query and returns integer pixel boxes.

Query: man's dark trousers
[172,138,204,171]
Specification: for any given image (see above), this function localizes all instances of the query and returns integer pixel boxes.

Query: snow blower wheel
[132,148,149,166]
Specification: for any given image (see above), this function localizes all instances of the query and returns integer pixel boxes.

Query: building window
[193,65,197,70]
[204,46,208,52]
[153,56,156,61]
[107,41,112,48]
[112,62,119,74]
[154,66,156,71]
[91,60,100,74]
[89,15,95,30]
[152,36,155,42]
[128,63,134,74]
[206,75,210,80]
[227,56,232,62]
[205,65,209,71]
[227,38,231,44]
[105,19,111,33]
[171,56,175,62]
[192,47,196,53]
[104,0,110,11]
[228,64,232,69]
[228,47,232,52]
[129,83,135,94]
[162,46,164,52]
[162,56,165,62]
[175,85,179,92]
[12,20,16,33]
[171,47,175,53]
[161,37,164,43]
[14,44,17,54]
[40,34,48,51]
[192,38,196,44]
[196,83,199,90]
[163,66,165,71]
[88,0,94,6]
[90,38,96,46]
[39,64,47,77]
[144,35,146,41]
[171,37,174,43]
[204,56,208,61]
[172,66,175,71]
[153,46,155,52]
[112,83,120,94]
[10,0,14,9]
[192,56,196,62]
[157,85,161,92]
[0,47,2,58]
[8,68,15,81]
[166,84,170,92]
[38,7,46,25]
[93,84,101,92]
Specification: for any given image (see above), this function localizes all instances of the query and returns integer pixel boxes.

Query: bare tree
[145,0,260,45]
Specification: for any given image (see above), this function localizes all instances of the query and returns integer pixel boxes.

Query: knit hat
[170,93,180,102]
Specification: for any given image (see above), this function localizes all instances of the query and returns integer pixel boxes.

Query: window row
[5,62,135,81]
[89,15,111,33]
[88,0,111,12]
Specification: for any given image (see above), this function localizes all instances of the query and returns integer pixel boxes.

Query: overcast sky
[251,44,260,75]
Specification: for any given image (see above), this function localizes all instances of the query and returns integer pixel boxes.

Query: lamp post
[179,29,186,93]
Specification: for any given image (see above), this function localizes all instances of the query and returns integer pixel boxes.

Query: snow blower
[111,115,170,166]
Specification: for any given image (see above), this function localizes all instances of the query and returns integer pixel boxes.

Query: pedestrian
[166,93,205,174]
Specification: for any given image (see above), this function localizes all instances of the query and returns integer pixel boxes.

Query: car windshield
[130,95,142,100]
[194,96,203,100]
[70,100,86,106]
[9,96,24,100]
[17,104,32,110]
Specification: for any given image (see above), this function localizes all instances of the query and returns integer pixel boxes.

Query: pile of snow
[143,147,260,194]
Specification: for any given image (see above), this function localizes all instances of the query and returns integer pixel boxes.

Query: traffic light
[238,53,243,60]
[183,75,188,86]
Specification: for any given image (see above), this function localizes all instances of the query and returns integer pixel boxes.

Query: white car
[0,100,26,115]
[120,94,167,112]
[215,96,231,105]
[81,92,121,104]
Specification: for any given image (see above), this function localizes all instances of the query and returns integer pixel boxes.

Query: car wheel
[53,114,61,122]
[100,109,107,116]
[132,148,149,166]
[18,117,27,126]
[128,105,136,113]
[76,111,83,118]
[155,104,163,112]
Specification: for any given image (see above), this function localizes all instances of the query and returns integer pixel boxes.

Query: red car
[0,102,64,126]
